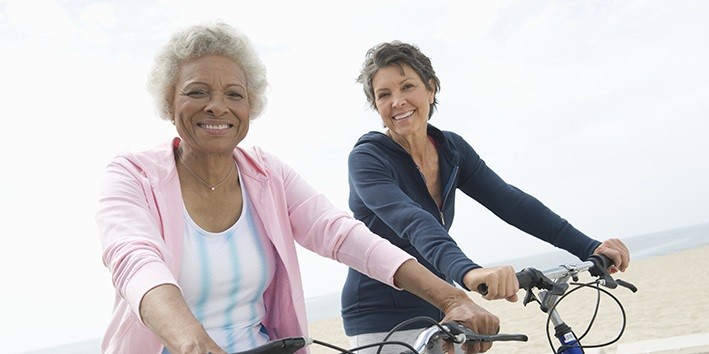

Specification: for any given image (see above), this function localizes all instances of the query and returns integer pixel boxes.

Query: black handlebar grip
[588,254,613,277]
[478,268,539,296]
[595,254,613,267]
[516,268,537,289]
[233,337,308,354]
[477,268,536,296]
[477,283,489,296]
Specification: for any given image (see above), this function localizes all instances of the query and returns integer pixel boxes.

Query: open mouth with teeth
[198,123,233,130]
[393,111,414,121]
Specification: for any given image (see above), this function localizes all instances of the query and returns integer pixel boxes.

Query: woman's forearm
[140,284,225,354]
[393,259,470,310]
[393,259,500,336]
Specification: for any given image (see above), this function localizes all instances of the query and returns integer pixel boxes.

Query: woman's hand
[440,296,500,354]
[393,260,500,353]
[593,238,630,273]
[463,266,519,302]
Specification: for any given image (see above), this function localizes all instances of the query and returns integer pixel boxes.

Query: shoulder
[429,125,474,152]
[350,131,399,157]
[354,131,393,147]
[235,145,292,180]
[237,145,282,165]
[109,139,176,181]
[437,128,468,146]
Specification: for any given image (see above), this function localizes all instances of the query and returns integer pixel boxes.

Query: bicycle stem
[538,289,586,354]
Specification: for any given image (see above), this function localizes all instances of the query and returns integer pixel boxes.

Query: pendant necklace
[179,158,234,191]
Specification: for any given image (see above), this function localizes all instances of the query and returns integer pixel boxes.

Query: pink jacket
[96,138,413,354]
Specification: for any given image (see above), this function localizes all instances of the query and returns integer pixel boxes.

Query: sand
[307,245,709,354]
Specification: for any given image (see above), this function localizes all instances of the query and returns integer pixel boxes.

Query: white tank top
[175,174,276,353]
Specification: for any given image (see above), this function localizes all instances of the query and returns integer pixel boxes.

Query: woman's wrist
[394,259,471,312]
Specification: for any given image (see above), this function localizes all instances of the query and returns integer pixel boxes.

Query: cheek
[238,104,251,118]
[173,98,192,117]
[374,102,387,117]
[232,99,251,116]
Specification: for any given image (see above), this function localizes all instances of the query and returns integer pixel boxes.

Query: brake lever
[522,288,538,307]
[588,255,638,293]
[616,279,638,293]
[442,322,528,343]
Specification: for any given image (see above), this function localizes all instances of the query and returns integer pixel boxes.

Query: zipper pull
[439,210,445,226]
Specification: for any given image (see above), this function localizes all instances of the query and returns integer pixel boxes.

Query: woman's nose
[205,95,229,116]
[392,95,406,108]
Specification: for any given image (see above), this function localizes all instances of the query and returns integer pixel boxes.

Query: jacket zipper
[439,164,459,226]
[418,164,457,226]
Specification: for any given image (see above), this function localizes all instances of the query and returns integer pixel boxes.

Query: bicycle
[232,254,637,354]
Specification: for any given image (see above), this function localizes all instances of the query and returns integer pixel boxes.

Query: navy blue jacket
[341,124,601,335]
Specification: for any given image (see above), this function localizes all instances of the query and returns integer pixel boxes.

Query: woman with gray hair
[341,40,631,353]
[96,22,500,354]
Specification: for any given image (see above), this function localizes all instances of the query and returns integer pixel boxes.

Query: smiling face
[172,54,251,156]
[372,63,435,139]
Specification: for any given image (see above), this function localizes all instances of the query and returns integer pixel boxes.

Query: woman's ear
[428,79,436,104]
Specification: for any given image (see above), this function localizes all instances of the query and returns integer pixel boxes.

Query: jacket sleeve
[260,150,414,289]
[95,157,179,321]
[452,133,601,261]
[348,146,478,287]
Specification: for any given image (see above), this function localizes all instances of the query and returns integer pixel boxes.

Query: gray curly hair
[147,21,269,121]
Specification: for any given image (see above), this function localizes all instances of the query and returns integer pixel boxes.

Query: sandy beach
[307,245,709,354]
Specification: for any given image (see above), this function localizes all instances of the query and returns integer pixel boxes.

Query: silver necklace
[179,158,235,191]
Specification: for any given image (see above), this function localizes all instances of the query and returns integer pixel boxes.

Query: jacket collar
[121,137,270,185]
[355,123,459,164]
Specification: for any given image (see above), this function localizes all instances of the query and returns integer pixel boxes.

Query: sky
[1,0,708,352]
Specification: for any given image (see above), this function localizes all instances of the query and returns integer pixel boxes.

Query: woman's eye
[376,92,390,100]
[226,91,244,99]
[403,83,415,90]
[184,90,206,97]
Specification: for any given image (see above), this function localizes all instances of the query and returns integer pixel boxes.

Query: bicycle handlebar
[472,254,637,353]
[444,321,529,343]
[230,337,311,354]
[232,255,637,354]
[477,254,637,296]
[232,322,526,354]
[399,321,528,354]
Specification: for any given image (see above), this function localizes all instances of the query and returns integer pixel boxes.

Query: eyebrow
[181,81,247,90]
[375,77,416,92]
[225,83,247,90]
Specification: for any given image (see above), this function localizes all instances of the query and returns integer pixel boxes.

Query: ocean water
[23,222,709,353]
